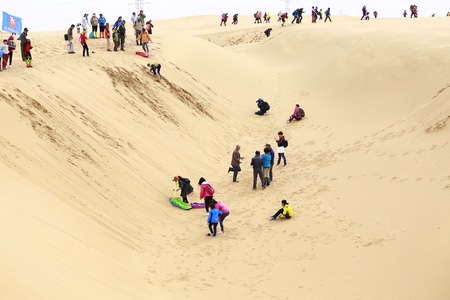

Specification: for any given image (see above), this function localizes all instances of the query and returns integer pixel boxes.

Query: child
[105,23,111,51]
[270,200,294,221]
[24,36,33,68]
[80,29,89,57]
[147,63,161,78]
[112,29,119,51]
[137,29,151,53]
[1,39,9,70]
[206,203,222,237]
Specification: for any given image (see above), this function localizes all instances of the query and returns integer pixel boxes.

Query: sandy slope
[1,15,449,300]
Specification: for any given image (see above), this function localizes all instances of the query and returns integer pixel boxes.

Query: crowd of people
[66,11,154,56]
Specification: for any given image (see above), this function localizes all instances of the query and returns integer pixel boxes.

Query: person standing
[265,144,275,182]
[7,34,15,66]
[212,199,230,234]
[80,29,89,57]
[275,131,287,166]
[138,29,151,53]
[112,29,119,51]
[105,23,112,51]
[81,14,90,31]
[173,176,193,204]
[138,10,146,28]
[118,20,126,51]
[67,24,75,54]
[24,36,32,68]
[1,40,9,70]
[251,150,266,190]
[269,200,294,221]
[90,13,99,38]
[324,8,332,22]
[229,144,244,183]
[131,12,140,46]
[19,28,29,61]
[262,148,272,187]
[98,13,106,38]
[311,6,318,23]
[199,177,215,213]
[206,203,222,237]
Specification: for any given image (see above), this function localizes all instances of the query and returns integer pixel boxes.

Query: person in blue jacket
[262,147,272,186]
[206,203,223,237]
[265,144,275,182]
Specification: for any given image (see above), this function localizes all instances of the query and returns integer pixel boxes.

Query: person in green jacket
[112,29,119,51]
[270,200,294,221]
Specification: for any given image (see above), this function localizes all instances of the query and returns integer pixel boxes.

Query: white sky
[2,0,449,32]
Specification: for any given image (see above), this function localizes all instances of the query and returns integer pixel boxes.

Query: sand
[1,15,449,300]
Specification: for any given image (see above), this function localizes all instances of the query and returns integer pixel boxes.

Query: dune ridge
[1,15,449,299]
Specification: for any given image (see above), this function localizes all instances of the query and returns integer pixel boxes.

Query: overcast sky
[2,0,448,32]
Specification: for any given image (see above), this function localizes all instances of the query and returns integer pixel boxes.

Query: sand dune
[1,15,449,299]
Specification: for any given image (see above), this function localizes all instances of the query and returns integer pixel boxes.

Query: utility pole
[129,0,151,14]
[281,0,291,13]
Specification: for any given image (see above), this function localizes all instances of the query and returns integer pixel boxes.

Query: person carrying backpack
[275,131,287,166]
[255,98,270,115]
[287,104,305,123]
[199,177,215,214]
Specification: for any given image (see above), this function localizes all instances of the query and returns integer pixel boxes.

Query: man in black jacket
[255,98,270,115]
[251,151,266,190]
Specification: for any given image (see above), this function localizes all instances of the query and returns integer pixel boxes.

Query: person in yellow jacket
[270,199,293,221]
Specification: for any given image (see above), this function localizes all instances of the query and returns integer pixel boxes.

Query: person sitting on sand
[270,199,294,221]
[255,98,270,115]
[287,104,305,123]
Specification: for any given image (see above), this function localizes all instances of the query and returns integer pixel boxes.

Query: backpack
[64,34,69,41]
[262,101,270,111]
[205,183,215,195]
[300,108,305,118]
[284,139,288,148]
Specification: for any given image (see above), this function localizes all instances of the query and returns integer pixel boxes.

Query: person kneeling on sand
[255,98,270,115]
[270,199,293,221]
[147,63,161,78]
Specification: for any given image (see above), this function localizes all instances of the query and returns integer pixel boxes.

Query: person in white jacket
[81,13,90,31]
[0,39,10,70]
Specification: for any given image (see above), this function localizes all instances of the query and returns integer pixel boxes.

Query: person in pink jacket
[287,104,305,123]
[212,199,230,233]
[198,177,215,214]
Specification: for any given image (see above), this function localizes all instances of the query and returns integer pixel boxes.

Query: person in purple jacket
[206,203,222,237]
[212,199,230,233]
